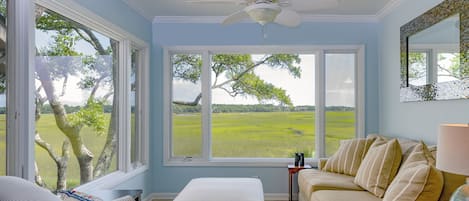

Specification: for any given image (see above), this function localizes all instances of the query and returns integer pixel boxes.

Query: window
[210,54,315,158]
[164,46,365,166]
[27,1,149,191]
[408,47,462,86]
[171,53,203,158]
[325,53,356,156]
[0,0,6,176]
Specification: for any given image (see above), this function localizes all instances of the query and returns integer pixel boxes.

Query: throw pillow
[323,138,376,176]
[58,190,103,201]
[354,138,402,198]
[383,142,443,201]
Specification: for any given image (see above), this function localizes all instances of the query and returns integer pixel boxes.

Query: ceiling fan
[186,0,340,27]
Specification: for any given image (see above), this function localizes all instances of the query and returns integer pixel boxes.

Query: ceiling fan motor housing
[245,3,281,25]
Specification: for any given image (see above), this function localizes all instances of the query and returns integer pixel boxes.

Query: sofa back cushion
[354,138,402,198]
[383,142,443,201]
[323,138,376,176]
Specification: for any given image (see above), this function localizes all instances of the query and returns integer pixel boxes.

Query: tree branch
[173,93,202,106]
[211,56,272,89]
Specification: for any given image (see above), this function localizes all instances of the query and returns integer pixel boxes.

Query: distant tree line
[0,104,353,115]
[172,104,353,114]
[0,105,133,114]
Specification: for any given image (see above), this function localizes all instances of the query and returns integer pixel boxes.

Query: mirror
[400,0,468,102]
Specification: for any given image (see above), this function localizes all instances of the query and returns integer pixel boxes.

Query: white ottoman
[174,177,264,201]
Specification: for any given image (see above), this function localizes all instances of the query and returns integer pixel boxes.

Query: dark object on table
[299,153,305,166]
[294,153,300,166]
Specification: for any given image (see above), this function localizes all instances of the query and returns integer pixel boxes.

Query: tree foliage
[172,53,301,107]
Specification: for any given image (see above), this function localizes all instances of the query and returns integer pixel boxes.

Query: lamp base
[451,183,469,201]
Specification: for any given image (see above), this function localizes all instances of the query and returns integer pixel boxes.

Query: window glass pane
[130,49,138,164]
[408,52,428,86]
[210,54,315,158]
[437,52,462,83]
[171,53,202,158]
[0,0,6,176]
[35,6,118,190]
[325,53,356,156]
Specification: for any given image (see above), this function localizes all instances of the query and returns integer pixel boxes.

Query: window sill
[75,165,148,192]
[163,158,318,167]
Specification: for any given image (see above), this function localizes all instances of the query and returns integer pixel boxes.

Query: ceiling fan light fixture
[245,3,281,25]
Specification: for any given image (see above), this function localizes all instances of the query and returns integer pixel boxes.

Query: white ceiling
[123,0,395,21]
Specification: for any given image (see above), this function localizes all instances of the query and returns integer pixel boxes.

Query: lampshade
[436,124,469,176]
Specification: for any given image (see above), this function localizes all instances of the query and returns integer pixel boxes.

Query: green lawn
[35,114,116,189]
[0,111,355,189]
[173,111,355,158]
[0,114,116,189]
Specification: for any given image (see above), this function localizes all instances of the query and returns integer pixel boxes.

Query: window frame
[163,45,365,167]
[409,44,460,85]
[5,0,150,190]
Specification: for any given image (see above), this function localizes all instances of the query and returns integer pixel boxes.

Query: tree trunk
[36,57,94,184]
[56,140,70,191]
[34,162,47,188]
[94,39,119,177]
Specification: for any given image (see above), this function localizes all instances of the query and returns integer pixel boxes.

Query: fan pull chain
[261,25,267,39]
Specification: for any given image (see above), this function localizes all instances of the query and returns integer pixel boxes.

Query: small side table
[288,164,312,201]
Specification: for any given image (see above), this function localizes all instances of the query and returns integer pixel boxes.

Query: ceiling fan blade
[222,10,250,25]
[274,9,301,27]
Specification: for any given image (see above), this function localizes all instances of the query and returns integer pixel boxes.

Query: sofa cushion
[298,169,363,200]
[310,190,381,201]
[383,142,443,201]
[354,138,402,198]
[323,138,376,176]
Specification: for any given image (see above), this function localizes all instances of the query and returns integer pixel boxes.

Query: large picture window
[164,46,365,166]
[28,1,149,192]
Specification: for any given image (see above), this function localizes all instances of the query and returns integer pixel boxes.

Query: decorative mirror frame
[400,0,468,102]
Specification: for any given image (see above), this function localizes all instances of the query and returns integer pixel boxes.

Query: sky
[173,53,356,107]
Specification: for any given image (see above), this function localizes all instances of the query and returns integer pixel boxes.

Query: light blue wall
[72,0,153,197]
[378,0,469,144]
[152,22,380,194]
[72,0,151,42]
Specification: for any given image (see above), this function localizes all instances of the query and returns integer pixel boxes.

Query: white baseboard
[144,193,295,201]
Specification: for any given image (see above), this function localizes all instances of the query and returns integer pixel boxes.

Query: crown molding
[376,0,402,19]
[148,0,404,24]
[154,16,227,24]
[153,14,379,24]
[301,14,378,23]
[122,0,154,21]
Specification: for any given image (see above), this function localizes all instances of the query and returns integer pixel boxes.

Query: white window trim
[4,0,150,189]
[163,45,365,167]
[6,0,36,180]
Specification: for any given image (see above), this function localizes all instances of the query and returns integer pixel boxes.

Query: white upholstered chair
[0,176,61,201]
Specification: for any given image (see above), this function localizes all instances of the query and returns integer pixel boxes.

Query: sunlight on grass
[173,111,355,158]
[34,114,116,189]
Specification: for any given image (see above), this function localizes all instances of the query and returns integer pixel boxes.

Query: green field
[173,111,355,158]
[0,111,354,189]
[0,114,116,189]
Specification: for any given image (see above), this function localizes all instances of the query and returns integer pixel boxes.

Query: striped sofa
[297,136,466,201]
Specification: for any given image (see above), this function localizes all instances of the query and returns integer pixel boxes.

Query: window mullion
[315,50,326,158]
[118,39,131,172]
[138,47,150,165]
[6,0,35,180]
[201,51,211,161]
[356,46,366,138]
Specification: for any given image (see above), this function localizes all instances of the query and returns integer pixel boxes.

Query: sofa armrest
[318,158,328,170]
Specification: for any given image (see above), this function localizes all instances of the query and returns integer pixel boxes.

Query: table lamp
[436,124,469,201]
